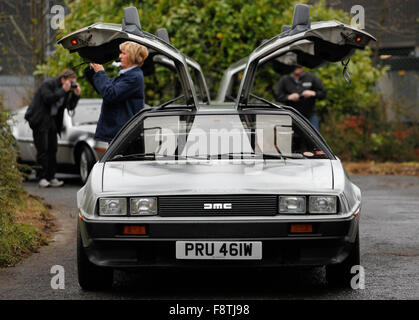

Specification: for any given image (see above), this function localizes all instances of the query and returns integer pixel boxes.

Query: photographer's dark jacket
[273,72,326,118]
[25,77,79,133]
[84,65,145,143]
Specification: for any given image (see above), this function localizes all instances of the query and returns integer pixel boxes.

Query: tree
[0,0,60,88]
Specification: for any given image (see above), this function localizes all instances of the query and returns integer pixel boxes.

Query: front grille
[158,195,277,216]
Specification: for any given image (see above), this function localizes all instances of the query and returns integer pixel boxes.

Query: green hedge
[0,103,25,207]
[0,99,44,267]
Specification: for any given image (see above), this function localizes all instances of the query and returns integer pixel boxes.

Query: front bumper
[78,213,359,269]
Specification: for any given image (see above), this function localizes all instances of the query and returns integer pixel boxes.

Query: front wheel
[77,222,113,291]
[326,231,360,288]
[78,146,95,184]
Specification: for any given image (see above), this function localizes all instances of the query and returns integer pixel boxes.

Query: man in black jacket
[25,69,81,187]
[274,67,326,131]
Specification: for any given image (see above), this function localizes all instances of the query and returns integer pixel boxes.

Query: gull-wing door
[216,37,324,102]
[185,57,211,104]
[216,57,248,102]
[236,4,376,108]
[148,28,211,104]
[58,7,199,109]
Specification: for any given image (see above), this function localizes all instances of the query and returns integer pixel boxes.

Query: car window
[187,65,208,103]
[144,62,185,106]
[220,70,243,103]
[71,103,101,126]
[243,114,326,158]
[109,113,329,160]
[250,62,278,102]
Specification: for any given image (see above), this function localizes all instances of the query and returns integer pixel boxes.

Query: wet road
[0,174,418,299]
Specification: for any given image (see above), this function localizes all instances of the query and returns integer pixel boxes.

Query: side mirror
[156,28,170,43]
[289,4,311,36]
[122,6,142,36]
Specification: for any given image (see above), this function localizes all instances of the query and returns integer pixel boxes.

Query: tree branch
[8,15,32,49]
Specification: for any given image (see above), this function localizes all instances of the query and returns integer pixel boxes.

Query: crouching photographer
[25,69,81,188]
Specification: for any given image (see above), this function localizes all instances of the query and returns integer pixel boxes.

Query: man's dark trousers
[32,122,58,181]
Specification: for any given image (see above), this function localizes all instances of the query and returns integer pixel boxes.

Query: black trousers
[32,122,58,181]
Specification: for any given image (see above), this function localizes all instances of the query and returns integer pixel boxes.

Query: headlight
[279,196,306,214]
[309,196,337,214]
[99,198,127,216]
[130,197,157,216]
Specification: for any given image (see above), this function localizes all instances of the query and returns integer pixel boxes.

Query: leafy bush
[0,103,25,205]
[0,98,47,267]
[322,114,419,161]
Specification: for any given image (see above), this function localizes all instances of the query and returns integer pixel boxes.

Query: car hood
[102,159,333,194]
[73,124,97,133]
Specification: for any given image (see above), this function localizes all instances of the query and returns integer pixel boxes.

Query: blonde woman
[84,41,149,147]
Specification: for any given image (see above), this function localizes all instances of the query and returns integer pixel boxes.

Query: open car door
[216,37,324,102]
[58,7,199,109]
[148,28,211,104]
[236,4,376,108]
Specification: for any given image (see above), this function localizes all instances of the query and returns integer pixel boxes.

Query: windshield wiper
[216,152,305,159]
[275,153,305,159]
[109,153,208,161]
[109,153,157,161]
[77,121,97,125]
[155,95,185,110]
[215,152,276,159]
[109,152,306,162]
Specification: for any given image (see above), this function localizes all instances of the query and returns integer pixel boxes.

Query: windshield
[109,113,329,161]
[71,102,101,126]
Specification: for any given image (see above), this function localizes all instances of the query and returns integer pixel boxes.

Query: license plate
[176,241,262,260]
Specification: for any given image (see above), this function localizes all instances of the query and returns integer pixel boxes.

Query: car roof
[197,103,236,113]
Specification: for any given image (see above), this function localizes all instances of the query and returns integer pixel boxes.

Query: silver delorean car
[59,5,375,290]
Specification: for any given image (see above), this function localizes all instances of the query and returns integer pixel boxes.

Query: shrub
[0,98,46,267]
[0,102,25,205]
[321,114,419,162]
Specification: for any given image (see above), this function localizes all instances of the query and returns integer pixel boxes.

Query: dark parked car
[59,5,374,290]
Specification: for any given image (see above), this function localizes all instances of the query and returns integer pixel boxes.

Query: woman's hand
[90,63,105,73]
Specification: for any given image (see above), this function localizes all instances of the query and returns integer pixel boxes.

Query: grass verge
[0,192,55,267]
[1,98,56,267]
[343,161,419,176]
